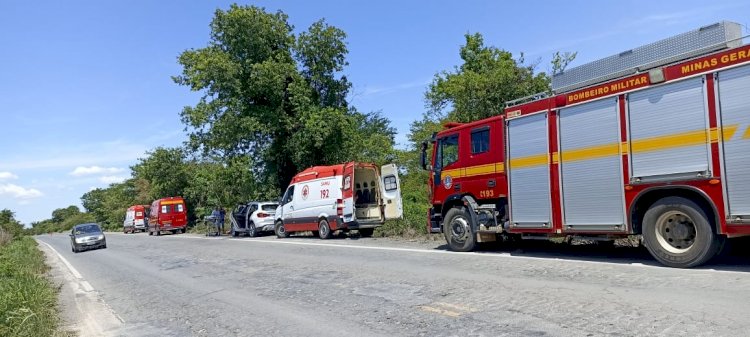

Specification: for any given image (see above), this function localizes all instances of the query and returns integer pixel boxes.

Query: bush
[0,237,60,337]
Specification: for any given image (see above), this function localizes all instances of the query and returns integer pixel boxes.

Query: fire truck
[422,21,750,268]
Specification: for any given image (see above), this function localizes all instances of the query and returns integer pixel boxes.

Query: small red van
[148,197,187,236]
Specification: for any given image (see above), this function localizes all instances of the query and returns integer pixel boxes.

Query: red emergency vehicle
[148,197,187,236]
[123,205,148,233]
[423,21,750,268]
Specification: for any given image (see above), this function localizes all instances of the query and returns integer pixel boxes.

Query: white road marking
[38,239,84,279]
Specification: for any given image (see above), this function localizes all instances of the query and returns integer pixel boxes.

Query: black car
[70,223,107,253]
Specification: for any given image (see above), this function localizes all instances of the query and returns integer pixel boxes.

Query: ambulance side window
[439,134,459,168]
[282,186,295,204]
[471,127,490,154]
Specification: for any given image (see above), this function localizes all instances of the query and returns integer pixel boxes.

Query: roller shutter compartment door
[507,113,551,227]
[718,65,750,218]
[628,77,709,180]
[559,98,625,228]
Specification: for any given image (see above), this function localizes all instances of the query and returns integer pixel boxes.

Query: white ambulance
[274,162,403,239]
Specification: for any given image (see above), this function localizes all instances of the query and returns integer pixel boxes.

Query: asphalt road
[36,232,750,337]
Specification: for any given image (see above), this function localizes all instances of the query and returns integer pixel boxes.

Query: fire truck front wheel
[444,207,476,252]
[642,197,724,268]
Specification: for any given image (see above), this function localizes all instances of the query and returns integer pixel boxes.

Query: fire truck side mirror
[420,141,429,170]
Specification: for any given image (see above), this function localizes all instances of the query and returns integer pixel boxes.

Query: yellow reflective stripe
[620,142,629,155]
[441,162,504,179]
[560,143,620,163]
[631,129,707,153]
[509,154,548,169]
[464,163,496,177]
[743,126,750,139]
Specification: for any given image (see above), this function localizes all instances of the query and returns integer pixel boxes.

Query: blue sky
[1,0,748,225]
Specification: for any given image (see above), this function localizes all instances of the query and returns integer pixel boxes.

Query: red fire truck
[423,21,750,268]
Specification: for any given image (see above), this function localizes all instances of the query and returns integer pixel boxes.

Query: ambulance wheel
[642,196,724,268]
[443,207,476,252]
[318,219,332,240]
[359,228,374,237]
[275,221,289,238]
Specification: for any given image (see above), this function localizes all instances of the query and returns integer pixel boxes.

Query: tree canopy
[174,5,395,190]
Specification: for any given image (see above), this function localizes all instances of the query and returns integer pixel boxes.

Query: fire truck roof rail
[504,91,551,108]
[552,21,744,94]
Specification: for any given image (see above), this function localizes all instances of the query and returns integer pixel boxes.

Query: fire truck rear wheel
[275,221,289,238]
[642,196,724,268]
[443,207,476,252]
[318,219,333,240]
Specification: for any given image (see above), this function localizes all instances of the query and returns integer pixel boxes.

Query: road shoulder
[36,238,123,337]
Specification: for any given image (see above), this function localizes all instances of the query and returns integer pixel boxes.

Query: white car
[230,202,278,237]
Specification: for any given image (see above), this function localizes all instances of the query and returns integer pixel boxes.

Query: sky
[1,0,748,225]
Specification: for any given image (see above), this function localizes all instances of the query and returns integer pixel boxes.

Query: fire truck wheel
[318,219,333,240]
[443,207,476,252]
[642,197,724,268]
[275,221,289,238]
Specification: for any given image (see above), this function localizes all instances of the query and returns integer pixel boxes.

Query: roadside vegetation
[22,4,573,238]
[0,210,62,337]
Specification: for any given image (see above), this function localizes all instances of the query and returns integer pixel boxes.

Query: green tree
[0,209,23,240]
[131,147,189,199]
[424,33,552,123]
[174,5,395,192]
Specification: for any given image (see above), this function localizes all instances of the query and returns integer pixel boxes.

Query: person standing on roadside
[218,207,226,235]
[210,207,221,236]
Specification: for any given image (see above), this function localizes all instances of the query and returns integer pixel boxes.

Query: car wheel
[247,223,257,238]
[275,221,289,238]
[642,197,724,268]
[102,243,107,249]
[72,245,79,253]
[318,219,332,240]
[443,207,477,252]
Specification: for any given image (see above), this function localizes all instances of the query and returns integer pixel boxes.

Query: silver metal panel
[718,65,750,217]
[507,113,551,226]
[628,77,709,179]
[559,99,625,226]
[553,21,742,93]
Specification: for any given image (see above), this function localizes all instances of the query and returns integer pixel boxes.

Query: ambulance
[274,162,403,239]
[123,205,148,233]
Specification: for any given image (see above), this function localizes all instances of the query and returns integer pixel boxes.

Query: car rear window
[261,204,278,212]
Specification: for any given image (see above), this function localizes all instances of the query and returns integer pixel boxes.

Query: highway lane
[36,232,750,337]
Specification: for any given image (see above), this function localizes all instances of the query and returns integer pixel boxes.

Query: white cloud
[98,175,127,184]
[0,184,43,199]
[70,166,125,176]
[0,172,18,180]
[360,78,431,97]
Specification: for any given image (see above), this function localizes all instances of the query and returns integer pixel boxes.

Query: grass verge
[0,237,61,337]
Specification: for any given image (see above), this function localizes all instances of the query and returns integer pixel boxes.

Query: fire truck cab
[424,21,750,268]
